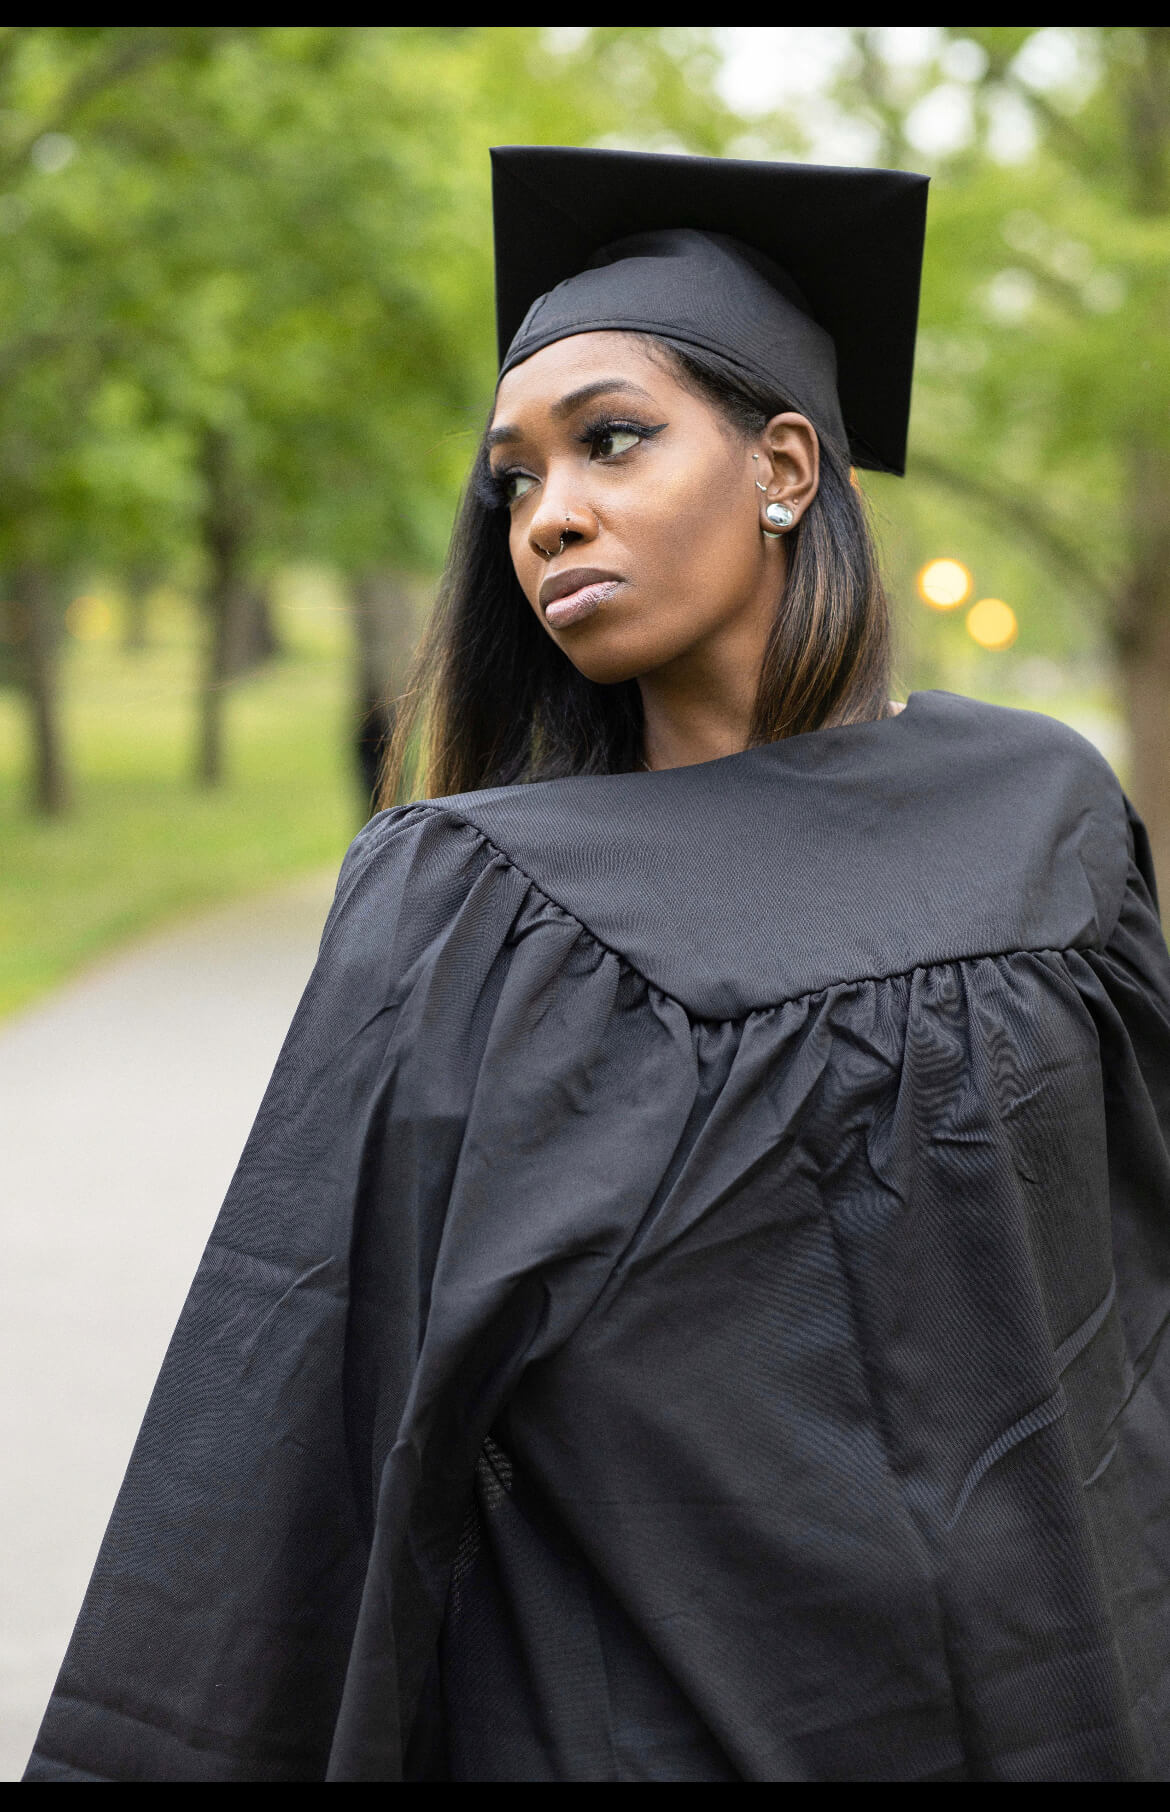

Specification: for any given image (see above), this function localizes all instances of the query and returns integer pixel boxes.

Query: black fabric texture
[24,690,1170,1782]
[490,146,929,475]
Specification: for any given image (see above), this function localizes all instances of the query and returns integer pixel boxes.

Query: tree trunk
[123,569,153,653]
[1117,439,1170,899]
[1120,29,1170,901]
[197,587,235,788]
[352,569,421,813]
[1121,626,1170,902]
[196,429,251,788]
[12,564,69,815]
[224,582,279,677]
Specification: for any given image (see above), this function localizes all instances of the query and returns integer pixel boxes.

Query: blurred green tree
[0,26,737,810]
[825,28,1170,885]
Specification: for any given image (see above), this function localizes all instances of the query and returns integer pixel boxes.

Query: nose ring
[537,516,573,561]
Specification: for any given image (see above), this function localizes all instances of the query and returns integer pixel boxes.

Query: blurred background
[1,24,1168,1778]
[2,24,1168,1017]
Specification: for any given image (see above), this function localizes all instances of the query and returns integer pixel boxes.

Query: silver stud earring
[752,454,767,494]
[765,502,795,529]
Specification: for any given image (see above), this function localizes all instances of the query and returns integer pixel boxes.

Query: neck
[638,643,760,771]
[637,574,778,769]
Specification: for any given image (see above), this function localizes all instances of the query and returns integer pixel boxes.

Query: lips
[539,567,623,629]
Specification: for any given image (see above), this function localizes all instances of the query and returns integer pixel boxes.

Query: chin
[563,651,647,687]
[554,624,687,689]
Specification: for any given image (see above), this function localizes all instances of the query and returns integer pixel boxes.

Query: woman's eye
[503,472,537,505]
[593,427,642,459]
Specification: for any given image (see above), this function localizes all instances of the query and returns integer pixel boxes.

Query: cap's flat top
[491,145,929,474]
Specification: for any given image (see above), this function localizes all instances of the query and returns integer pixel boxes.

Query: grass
[0,572,361,1021]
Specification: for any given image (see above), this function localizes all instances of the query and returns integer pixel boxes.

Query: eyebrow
[485,378,659,451]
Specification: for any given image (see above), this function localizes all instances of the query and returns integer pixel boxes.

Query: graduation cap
[491,145,929,477]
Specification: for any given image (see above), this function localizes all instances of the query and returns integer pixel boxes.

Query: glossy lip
[540,566,625,630]
[544,580,622,629]
[539,566,623,610]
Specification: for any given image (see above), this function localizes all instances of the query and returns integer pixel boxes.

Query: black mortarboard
[491,145,929,476]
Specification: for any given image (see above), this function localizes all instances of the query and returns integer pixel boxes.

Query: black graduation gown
[25,690,1170,1783]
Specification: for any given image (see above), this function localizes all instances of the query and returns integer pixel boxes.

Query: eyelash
[477,415,666,511]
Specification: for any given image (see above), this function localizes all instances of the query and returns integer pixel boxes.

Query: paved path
[0,870,339,1780]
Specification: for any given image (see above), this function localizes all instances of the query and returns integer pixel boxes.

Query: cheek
[630,450,759,606]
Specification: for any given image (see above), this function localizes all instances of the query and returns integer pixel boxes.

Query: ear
[754,413,820,529]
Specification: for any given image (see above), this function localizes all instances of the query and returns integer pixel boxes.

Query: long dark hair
[378,337,892,806]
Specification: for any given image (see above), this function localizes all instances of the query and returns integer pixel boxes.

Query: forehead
[491,330,675,427]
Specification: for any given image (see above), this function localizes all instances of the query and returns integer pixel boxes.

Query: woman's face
[487,332,817,689]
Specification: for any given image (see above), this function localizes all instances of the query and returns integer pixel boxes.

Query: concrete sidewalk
[0,869,339,1780]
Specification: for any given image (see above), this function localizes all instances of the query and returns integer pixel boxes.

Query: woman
[27,147,1170,1782]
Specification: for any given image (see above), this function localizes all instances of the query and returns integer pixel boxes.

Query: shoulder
[332,799,488,893]
[913,690,1119,783]
[329,800,492,913]
[429,693,1132,1014]
[905,693,1127,873]
[323,697,1132,1019]
[892,690,1130,948]
[321,801,520,985]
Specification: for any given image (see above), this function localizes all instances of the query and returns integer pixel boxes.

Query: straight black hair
[378,338,893,806]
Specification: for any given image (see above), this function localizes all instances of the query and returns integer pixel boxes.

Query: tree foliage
[723,27,1169,881]
[3,27,1168,886]
[0,26,737,800]
[835,30,1170,875]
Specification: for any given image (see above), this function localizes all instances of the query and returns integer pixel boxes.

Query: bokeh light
[917,558,973,610]
[66,594,115,641]
[966,597,1018,650]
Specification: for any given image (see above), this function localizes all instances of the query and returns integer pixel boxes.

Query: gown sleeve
[24,803,698,1782]
[1078,797,1170,1362]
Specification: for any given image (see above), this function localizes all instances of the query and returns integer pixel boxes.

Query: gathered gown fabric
[24,691,1170,1782]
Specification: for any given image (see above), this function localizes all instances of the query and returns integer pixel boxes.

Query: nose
[528,488,596,563]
